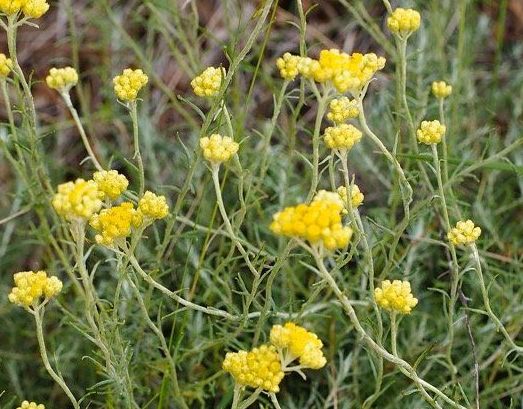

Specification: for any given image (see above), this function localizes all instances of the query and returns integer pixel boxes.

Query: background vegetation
[0,0,522,408]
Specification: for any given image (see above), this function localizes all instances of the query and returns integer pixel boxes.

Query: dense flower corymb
[191,66,224,97]
[448,220,481,246]
[270,322,327,369]
[16,401,45,409]
[222,344,284,393]
[0,0,49,18]
[432,81,452,99]
[374,280,418,314]
[90,202,142,246]
[138,191,169,220]
[8,271,62,308]
[113,68,148,101]
[327,97,359,124]
[46,67,79,91]
[200,134,239,164]
[417,120,446,145]
[270,199,353,251]
[52,179,103,221]
[337,185,364,209]
[387,8,421,36]
[276,52,300,80]
[93,170,129,200]
[324,123,363,151]
[0,53,13,77]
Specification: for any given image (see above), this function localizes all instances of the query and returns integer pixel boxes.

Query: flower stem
[129,100,145,196]
[33,307,80,409]
[307,89,329,202]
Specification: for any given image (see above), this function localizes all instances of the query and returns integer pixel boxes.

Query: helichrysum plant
[191,66,225,97]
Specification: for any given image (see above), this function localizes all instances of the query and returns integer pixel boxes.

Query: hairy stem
[129,100,145,196]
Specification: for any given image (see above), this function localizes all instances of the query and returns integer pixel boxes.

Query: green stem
[61,91,103,171]
[129,101,145,196]
[237,388,262,409]
[33,307,80,409]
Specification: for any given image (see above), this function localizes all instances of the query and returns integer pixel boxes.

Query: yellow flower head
[387,8,421,37]
[270,322,326,369]
[313,190,346,214]
[93,170,129,200]
[276,52,300,80]
[222,344,284,393]
[0,53,13,77]
[200,134,239,165]
[374,280,418,314]
[297,56,321,80]
[447,219,481,246]
[52,178,103,221]
[8,271,62,308]
[337,185,364,209]
[113,68,148,102]
[17,401,45,409]
[323,123,363,151]
[416,120,446,145]
[0,0,23,14]
[270,199,353,251]
[22,0,49,18]
[191,66,224,97]
[432,81,452,99]
[90,202,142,246]
[327,97,359,124]
[46,67,78,92]
[138,191,169,220]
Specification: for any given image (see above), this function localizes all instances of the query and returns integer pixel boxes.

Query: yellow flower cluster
[323,123,363,151]
[270,199,353,250]
[447,219,481,246]
[297,50,386,94]
[0,53,13,77]
[374,280,418,314]
[327,97,359,124]
[222,344,284,393]
[113,68,148,101]
[46,67,78,91]
[199,134,239,165]
[93,170,129,200]
[276,52,300,80]
[416,120,446,145]
[432,81,452,99]
[270,322,326,369]
[138,191,169,220]
[191,66,224,97]
[313,190,346,214]
[16,401,45,409]
[387,8,421,36]
[52,178,103,221]
[8,271,62,308]
[337,185,364,209]
[90,202,142,246]
[0,0,49,18]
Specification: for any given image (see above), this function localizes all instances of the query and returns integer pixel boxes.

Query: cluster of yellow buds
[113,68,149,102]
[447,219,481,246]
[199,134,239,165]
[387,8,421,37]
[90,202,143,246]
[276,52,300,80]
[270,322,326,369]
[52,178,103,221]
[46,67,79,92]
[138,191,170,221]
[8,271,62,309]
[0,0,49,19]
[191,66,224,97]
[222,345,284,393]
[16,401,45,409]
[0,53,13,77]
[432,81,452,99]
[323,123,363,151]
[313,190,347,214]
[93,170,129,200]
[416,120,446,145]
[270,199,353,251]
[374,280,418,314]
[337,185,364,209]
[326,97,359,124]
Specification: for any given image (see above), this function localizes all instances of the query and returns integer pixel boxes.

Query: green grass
[0,0,522,408]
